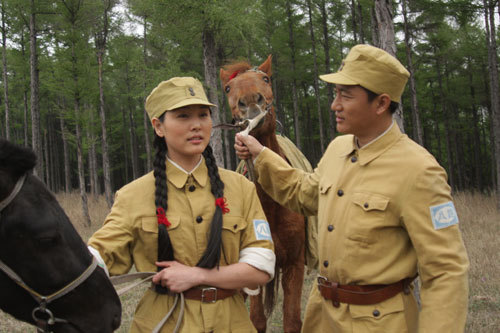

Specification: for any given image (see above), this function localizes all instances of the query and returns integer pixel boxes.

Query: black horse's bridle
[0,173,99,332]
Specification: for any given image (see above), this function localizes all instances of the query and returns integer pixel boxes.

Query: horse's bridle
[0,173,99,332]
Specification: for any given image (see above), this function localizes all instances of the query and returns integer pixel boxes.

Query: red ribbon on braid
[156,207,171,227]
[215,197,230,214]
[228,71,239,82]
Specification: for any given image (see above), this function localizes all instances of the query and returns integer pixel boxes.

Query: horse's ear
[258,55,272,76]
[0,139,37,175]
[220,68,230,87]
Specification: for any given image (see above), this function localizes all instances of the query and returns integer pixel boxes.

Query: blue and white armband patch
[253,219,273,241]
[429,201,459,230]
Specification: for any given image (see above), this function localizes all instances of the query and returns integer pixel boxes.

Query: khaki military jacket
[254,124,469,333]
[88,159,273,332]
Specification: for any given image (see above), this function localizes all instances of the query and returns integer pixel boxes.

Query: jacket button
[351,156,357,163]
[196,216,203,223]
[364,202,369,208]
[189,185,196,192]
[337,189,344,197]
[373,309,380,317]
[327,225,334,232]
[323,260,329,267]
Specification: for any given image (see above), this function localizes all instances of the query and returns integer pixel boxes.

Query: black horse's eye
[225,85,231,93]
[263,76,270,83]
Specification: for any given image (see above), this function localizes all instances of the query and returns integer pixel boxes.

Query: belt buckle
[201,287,217,303]
[317,275,329,287]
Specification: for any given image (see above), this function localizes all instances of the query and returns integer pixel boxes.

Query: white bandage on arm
[88,246,109,277]
[239,247,276,295]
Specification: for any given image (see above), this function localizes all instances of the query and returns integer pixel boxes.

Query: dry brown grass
[0,191,498,332]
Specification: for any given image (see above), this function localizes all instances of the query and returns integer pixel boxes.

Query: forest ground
[0,192,498,332]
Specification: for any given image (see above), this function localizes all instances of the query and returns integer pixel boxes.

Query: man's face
[330,84,380,140]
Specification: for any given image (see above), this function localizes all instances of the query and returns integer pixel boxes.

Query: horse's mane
[0,139,37,175]
[222,61,252,75]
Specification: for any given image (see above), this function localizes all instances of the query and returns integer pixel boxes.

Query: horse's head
[220,55,277,137]
[0,139,121,332]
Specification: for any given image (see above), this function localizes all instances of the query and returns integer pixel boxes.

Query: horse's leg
[281,250,304,333]
[250,290,267,333]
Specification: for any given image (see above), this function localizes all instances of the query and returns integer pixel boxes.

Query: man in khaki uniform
[235,44,469,332]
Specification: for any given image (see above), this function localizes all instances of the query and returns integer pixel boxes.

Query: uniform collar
[166,157,208,189]
[356,121,403,166]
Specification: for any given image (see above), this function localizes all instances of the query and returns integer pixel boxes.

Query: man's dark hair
[361,86,399,114]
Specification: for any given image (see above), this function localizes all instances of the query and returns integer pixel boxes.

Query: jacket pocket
[221,216,247,264]
[347,192,390,243]
[139,216,182,263]
[141,215,181,233]
[350,294,407,333]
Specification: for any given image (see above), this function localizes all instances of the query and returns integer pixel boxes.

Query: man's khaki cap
[320,44,410,103]
[145,77,216,121]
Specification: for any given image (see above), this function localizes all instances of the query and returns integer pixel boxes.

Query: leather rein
[0,173,99,332]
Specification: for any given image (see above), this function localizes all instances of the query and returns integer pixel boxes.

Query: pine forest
[1,0,500,216]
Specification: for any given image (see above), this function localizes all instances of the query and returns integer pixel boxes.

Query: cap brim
[319,72,359,85]
[167,98,216,111]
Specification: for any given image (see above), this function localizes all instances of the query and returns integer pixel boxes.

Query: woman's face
[153,105,212,168]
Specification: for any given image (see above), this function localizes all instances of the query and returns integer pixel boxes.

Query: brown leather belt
[317,276,413,307]
[182,287,237,303]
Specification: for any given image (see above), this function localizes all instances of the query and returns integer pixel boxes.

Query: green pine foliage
[0,0,497,193]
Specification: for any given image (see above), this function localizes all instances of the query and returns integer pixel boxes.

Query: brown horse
[220,55,307,333]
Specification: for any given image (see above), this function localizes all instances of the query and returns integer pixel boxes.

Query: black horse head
[0,139,121,332]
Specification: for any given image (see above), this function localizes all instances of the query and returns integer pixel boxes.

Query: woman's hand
[152,261,203,293]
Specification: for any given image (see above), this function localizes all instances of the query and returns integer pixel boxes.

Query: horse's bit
[0,173,99,332]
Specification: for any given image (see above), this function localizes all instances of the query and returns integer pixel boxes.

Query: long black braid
[153,130,174,294]
[153,116,226,294]
[197,145,224,268]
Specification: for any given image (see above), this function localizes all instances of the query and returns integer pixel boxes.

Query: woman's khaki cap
[320,44,410,103]
[145,77,216,121]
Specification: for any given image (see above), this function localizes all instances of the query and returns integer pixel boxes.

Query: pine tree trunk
[272,55,288,137]
[468,58,482,190]
[43,129,50,188]
[64,0,91,225]
[319,0,335,140]
[436,55,455,190]
[218,66,233,170]
[30,0,42,177]
[74,101,91,226]
[126,63,139,180]
[357,0,365,43]
[484,0,500,210]
[402,0,423,145]
[59,104,71,193]
[350,0,358,43]
[121,105,130,183]
[21,28,28,146]
[202,27,224,166]
[87,126,95,196]
[1,1,10,140]
[286,0,301,150]
[371,4,379,47]
[306,0,325,153]
[96,1,112,207]
[142,15,152,172]
[86,110,99,197]
[373,0,404,132]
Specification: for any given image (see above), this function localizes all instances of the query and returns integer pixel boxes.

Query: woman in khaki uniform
[88,77,275,332]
